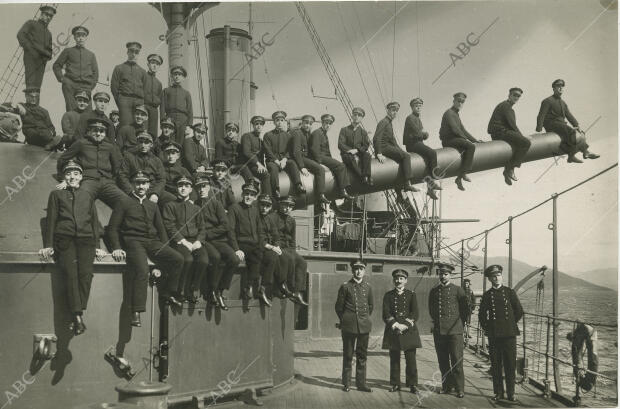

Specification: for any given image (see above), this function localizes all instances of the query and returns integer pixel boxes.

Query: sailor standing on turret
[143,54,164,138]
[478,264,523,403]
[17,5,55,90]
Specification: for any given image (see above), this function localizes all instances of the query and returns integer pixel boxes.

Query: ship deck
[225,335,566,409]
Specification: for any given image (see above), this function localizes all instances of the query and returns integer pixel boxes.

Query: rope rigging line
[391,1,396,100]
[192,23,207,125]
[415,1,421,96]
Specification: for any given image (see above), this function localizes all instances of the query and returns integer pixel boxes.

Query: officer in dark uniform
[428,261,469,398]
[335,259,374,393]
[162,176,209,303]
[215,122,240,167]
[536,79,599,163]
[111,42,147,127]
[75,91,116,144]
[196,175,239,310]
[463,278,476,325]
[144,54,163,138]
[118,131,166,203]
[382,268,422,393]
[52,25,99,111]
[238,115,271,195]
[182,123,209,174]
[479,264,523,403]
[108,170,183,327]
[161,66,193,143]
[263,111,305,197]
[19,87,61,149]
[290,114,330,206]
[39,160,105,336]
[309,114,354,200]
[110,110,120,135]
[211,159,237,210]
[17,5,54,89]
[374,102,417,192]
[61,90,90,147]
[153,117,176,160]
[338,107,373,186]
[257,194,284,307]
[227,183,262,300]
[159,141,191,206]
[403,98,441,199]
[117,104,148,153]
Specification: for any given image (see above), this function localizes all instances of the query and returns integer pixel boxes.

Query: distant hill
[562,268,617,291]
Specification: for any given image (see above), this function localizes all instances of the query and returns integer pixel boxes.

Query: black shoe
[274,188,281,198]
[455,177,465,191]
[131,312,141,327]
[389,385,401,392]
[427,189,439,200]
[291,292,308,306]
[340,189,354,200]
[73,315,86,335]
[296,183,306,194]
[217,291,229,311]
[357,385,372,392]
[503,170,513,186]
[242,287,253,300]
[165,294,184,308]
[567,154,583,163]
[457,392,464,398]
[410,386,418,394]
[258,286,272,307]
[507,395,517,403]
[342,386,350,392]
[366,176,374,187]
[583,151,600,160]
[318,194,330,204]
[281,283,294,298]
[208,291,219,306]
[508,168,518,181]
[492,393,505,402]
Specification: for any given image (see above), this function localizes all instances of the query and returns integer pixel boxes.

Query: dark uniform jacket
[117,122,145,153]
[290,128,311,168]
[182,138,208,173]
[263,129,290,162]
[403,113,426,146]
[20,103,55,135]
[17,20,52,61]
[258,212,281,249]
[108,193,168,249]
[227,201,259,251]
[211,177,236,210]
[335,278,374,334]
[439,107,475,142]
[118,150,165,197]
[536,95,579,132]
[465,287,476,313]
[162,161,191,196]
[75,109,116,144]
[57,137,123,181]
[309,127,333,164]
[488,100,521,135]
[338,124,370,154]
[162,197,205,242]
[428,282,469,335]
[61,110,82,146]
[153,134,172,161]
[382,288,422,350]
[275,212,296,249]
[44,186,99,247]
[240,131,264,166]
[215,136,240,165]
[144,71,162,108]
[111,61,147,101]
[52,46,99,89]
[197,194,233,243]
[478,285,523,338]
[160,85,193,119]
[373,116,399,155]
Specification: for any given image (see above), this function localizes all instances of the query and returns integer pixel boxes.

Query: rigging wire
[415,1,421,96]
[192,23,207,126]
[262,57,279,108]
[391,1,396,100]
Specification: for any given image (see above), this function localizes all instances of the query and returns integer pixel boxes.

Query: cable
[352,3,386,106]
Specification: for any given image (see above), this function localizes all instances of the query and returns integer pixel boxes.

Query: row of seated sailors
[40,159,309,336]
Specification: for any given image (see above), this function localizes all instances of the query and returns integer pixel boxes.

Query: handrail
[523,311,617,328]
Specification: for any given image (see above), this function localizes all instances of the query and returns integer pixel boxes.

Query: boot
[503,169,513,186]
[258,286,272,307]
[427,189,439,200]
[455,177,465,191]
[567,154,583,163]
[218,290,229,311]
[508,167,518,181]
[281,282,294,298]
[295,183,306,194]
[429,179,442,190]
[340,188,354,200]
[208,291,219,306]
[162,293,183,308]
[292,292,308,306]
[583,151,600,160]
[74,314,86,335]
[403,181,419,192]
[131,312,141,327]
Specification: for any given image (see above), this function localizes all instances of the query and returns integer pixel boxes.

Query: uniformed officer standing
[17,5,55,90]
[118,131,166,203]
[335,259,374,393]
[109,170,183,327]
[257,194,284,307]
[74,91,116,144]
[488,88,532,185]
[338,107,373,186]
[478,265,523,403]
[428,261,469,398]
[61,90,90,147]
[536,79,599,163]
[144,54,163,138]
[382,269,421,393]
[374,102,417,192]
[162,176,209,303]
[439,93,482,191]
[290,114,330,205]
[309,114,354,200]
[111,42,147,127]
[116,104,148,153]
[159,141,191,206]
[403,98,441,199]
[160,66,193,143]
[238,115,271,195]
[263,111,305,197]
[182,123,209,174]
[18,87,61,149]
[39,160,105,335]
[52,25,99,111]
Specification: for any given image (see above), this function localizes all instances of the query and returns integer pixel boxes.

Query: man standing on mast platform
[17,5,55,90]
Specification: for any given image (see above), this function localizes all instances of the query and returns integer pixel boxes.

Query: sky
[0,0,617,276]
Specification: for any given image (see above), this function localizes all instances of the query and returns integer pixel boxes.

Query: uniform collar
[395,287,405,295]
[131,192,147,203]
[351,277,363,285]
[492,284,503,290]
[451,106,460,114]
[125,60,137,65]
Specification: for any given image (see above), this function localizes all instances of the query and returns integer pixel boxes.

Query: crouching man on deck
[479,264,523,403]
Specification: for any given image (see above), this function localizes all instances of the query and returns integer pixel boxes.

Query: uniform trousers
[282,249,307,292]
[80,178,127,209]
[172,240,209,296]
[382,146,413,181]
[266,160,301,193]
[341,331,369,387]
[491,130,531,168]
[123,238,183,313]
[442,138,475,175]
[167,112,189,145]
[145,105,159,139]
[488,336,517,397]
[61,77,93,112]
[23,127,58,147]
[433,332,465,392]
[117,95,144,127]
[389,348,418,387]
[238,242,262,287]
[320,156,350,190]
[544,122,589,156]
[407,141,438,179]
[238,164,272,196]
[23,51,47,89]
[300,157,325,195]
[260,250,279,287]
[203,240,239,291]
[341,151,371,179]
[54,235,96,313]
